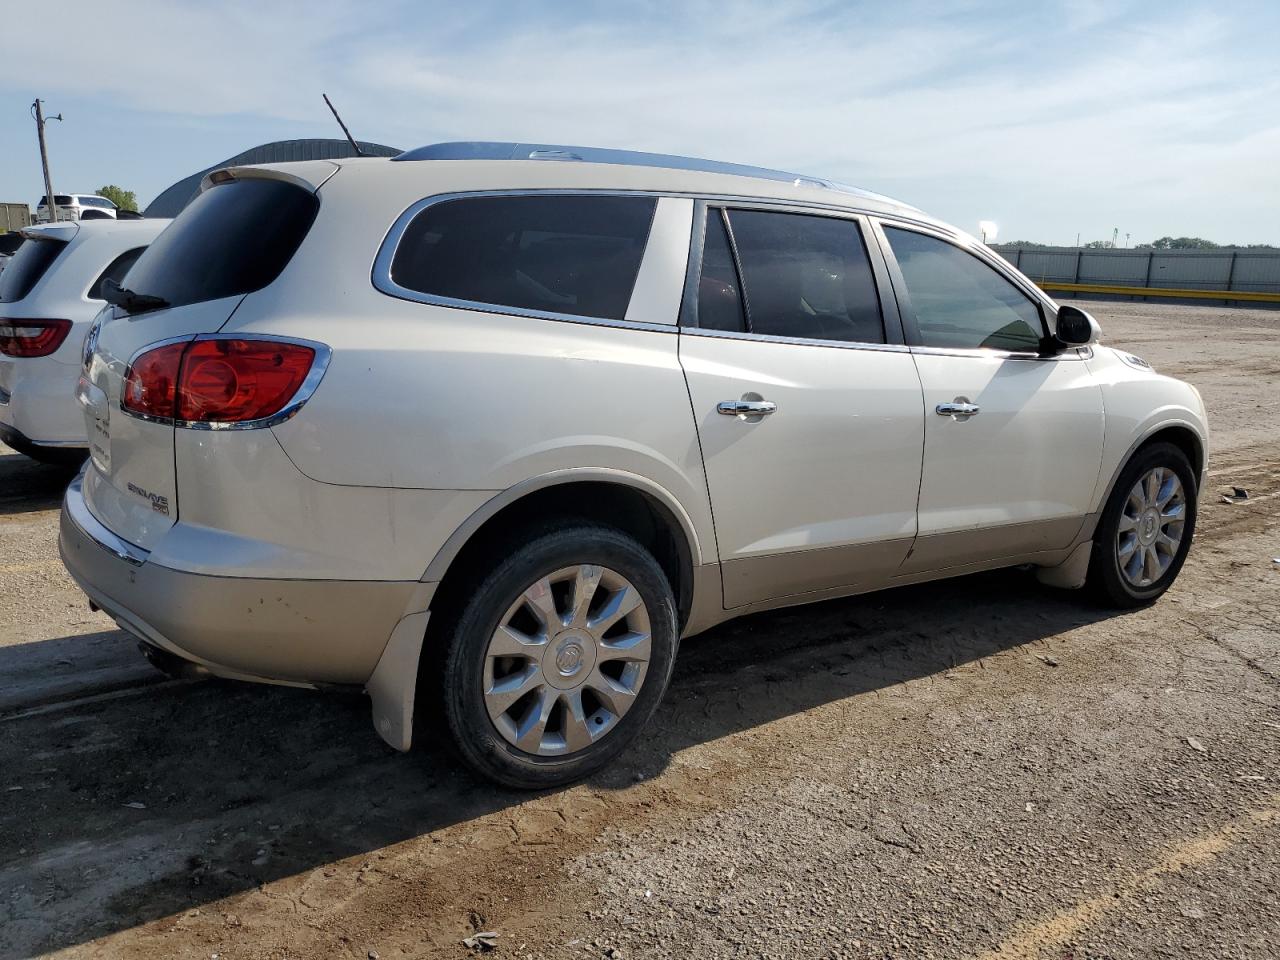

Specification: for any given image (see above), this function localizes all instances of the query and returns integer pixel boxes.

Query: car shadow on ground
[0,567,1121,958]
[0,450,80,516]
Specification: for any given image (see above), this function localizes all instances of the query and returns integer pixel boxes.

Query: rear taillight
[121,337,324,426]
[122,340,187,419]
[0,319,73,358]
[177,339,316,423]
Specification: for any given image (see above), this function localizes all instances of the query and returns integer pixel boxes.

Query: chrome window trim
[874,215,1059,318]
[678,198,906,350]
[871,216,1090,361]
[65,470,149,567]
[682,325,913,354]
[372,189,949,338]
[372,190,672,333]
[117,333,333,431]
[908,345,1089,362]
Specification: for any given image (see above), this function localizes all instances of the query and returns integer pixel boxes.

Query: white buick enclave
[60,143,1207,787]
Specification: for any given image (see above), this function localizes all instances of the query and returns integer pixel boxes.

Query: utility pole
[32,99,62,223]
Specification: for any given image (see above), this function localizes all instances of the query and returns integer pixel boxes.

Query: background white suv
[35,194,119,223]
[60,144,1208,788]
[0,218,168,461]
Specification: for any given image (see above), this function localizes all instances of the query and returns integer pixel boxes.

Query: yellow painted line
[973,793,1280,960]
[1037,281,1280,303]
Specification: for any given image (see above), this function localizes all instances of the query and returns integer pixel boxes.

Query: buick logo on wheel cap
[555,639,585,677]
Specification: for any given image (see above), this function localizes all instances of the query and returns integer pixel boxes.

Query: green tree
[1083,239,1114,249]
[95,185,138,212]
[1148,236,1220,250]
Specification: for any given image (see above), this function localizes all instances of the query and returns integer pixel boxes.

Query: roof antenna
[323,93,366,157]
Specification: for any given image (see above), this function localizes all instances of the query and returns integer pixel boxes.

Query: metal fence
[992,245,1280,300]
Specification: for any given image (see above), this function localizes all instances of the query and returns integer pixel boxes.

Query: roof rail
[392,141,906,206]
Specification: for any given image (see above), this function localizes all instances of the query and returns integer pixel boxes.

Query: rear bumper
[59,472,423,686]
[0,421,86,463]
[0,354,88,448]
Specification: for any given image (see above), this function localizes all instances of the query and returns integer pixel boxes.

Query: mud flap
[366,611,430,751]
[1035,541,1093,590]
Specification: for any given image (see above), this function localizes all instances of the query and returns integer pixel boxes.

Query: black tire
[1087,441,1197,607]
[431,523,678,789]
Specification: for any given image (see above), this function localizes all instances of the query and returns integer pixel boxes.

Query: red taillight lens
[121,341,187,419]
[120,337,320,425]
[0,319,73,358]
[177,339,316,423]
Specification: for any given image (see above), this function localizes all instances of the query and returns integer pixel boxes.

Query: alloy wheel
[1116,466,1186,588]
[482,564,652,756]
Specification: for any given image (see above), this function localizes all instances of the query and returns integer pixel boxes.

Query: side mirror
[1055,305,1100,347]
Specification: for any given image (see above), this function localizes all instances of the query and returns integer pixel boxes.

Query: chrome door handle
[936,401,980,418]
[717,400,777,418]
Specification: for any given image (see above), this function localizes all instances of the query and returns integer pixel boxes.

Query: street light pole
[32,99,61,223]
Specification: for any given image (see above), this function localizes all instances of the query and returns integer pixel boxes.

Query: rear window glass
[87,246,146,300]
[0,238,69,303]
[0,233,25,257]
[389,194,657,321]
[39,196,73,206]
[122,178,318,310]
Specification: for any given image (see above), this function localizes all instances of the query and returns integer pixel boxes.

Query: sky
[2,0,1277,245]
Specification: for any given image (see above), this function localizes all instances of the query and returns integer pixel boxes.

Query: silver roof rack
[392,141,907,206]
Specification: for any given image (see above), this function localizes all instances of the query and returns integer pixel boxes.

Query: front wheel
[433,524,678,789]
[1087,441,1198,607]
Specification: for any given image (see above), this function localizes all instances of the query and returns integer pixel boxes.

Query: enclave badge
[126,482,170,515]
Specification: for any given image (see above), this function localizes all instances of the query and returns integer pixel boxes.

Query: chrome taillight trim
[117,333,332,431]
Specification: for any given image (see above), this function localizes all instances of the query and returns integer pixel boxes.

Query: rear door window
[0,238,69,303]
[883,227,1045,352]
[121,177,319,310]
[389,194,657,321]
[87,246,146,300]
[695,210,747,333]
[693,208,884,344]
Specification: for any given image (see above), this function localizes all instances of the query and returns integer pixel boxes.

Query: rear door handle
[936,401,980,418]
[717,400,777,418]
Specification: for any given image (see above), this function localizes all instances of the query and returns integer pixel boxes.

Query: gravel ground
[1,299,1278,959]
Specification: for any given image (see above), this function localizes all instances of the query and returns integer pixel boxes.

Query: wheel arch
[422,470,705,632]
[1096,419,1207,515]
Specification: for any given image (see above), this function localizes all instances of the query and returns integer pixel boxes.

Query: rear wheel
[433,524,678,789]
[1087,441,1197,607]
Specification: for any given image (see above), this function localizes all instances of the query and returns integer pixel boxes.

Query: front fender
[1087,349,1209,512]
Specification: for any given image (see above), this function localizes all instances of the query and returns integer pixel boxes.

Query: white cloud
[2,0,1277,241]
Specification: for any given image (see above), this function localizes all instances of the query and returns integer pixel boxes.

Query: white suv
[1,218,168,461]
[60,143,1208,787]
[35,193,119,223]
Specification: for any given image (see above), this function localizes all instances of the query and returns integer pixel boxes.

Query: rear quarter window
[87,247,147,300]
[388,194,658,321]
[0,238,69,303]
[121,177,319,310]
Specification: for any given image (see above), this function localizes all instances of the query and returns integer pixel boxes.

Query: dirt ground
[1,299,1278,960]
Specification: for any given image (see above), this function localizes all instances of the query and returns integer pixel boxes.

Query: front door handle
[717,400,777,418]
[936,400,980,419]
